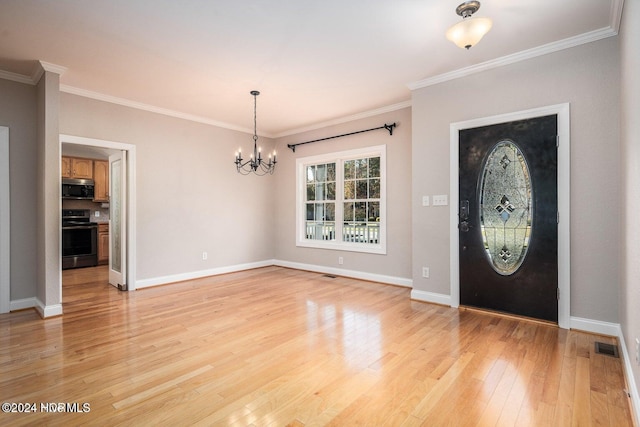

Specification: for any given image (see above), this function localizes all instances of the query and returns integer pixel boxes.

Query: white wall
[411,37,621,323]
[59,93,276,283]
[274,107,412,282]
[620,0,640,417]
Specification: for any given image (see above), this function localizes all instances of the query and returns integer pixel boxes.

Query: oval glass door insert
[479,140,533,275]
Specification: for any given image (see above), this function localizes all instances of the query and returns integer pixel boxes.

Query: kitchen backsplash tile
[62,199,110,222]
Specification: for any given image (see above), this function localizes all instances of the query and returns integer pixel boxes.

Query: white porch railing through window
[305,222,379,244]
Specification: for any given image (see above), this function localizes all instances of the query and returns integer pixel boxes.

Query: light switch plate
[433,195,448,206]
[422,196,430,206]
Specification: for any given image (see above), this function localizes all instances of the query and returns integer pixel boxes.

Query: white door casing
[59,134,136,292]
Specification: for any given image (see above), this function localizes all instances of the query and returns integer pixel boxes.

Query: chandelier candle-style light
[446,1,493,50]
[235,90,276,175]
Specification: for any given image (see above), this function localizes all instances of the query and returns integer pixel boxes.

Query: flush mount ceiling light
[446,1,493,50]
[234,90,276,175]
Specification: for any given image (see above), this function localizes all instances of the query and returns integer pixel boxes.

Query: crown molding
[273,100,412,139]
[408,11,622,91]
[31,60,67,83]
[610,0,625,34]
[0,69,34,85]
[59,84,260,137]
[61,84,410,139]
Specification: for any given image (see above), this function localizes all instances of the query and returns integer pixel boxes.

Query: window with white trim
[296,145,386,254]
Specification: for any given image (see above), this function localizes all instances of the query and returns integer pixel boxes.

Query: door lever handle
[460,200,469,221]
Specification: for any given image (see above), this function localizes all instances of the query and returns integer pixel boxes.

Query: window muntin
[296,146,386,254]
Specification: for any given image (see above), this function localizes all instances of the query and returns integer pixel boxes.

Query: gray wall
[411,37,621,322]
[620,0,640,407]
[60,93,276,282]
[0,79,37,301]
[274,107,412,281]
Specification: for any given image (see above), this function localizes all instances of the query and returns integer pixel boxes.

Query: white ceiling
[0,0,622,137]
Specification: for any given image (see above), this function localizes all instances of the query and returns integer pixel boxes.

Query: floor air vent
[594,342,619,358]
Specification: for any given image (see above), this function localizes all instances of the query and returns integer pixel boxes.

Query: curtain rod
[287,123,396,152]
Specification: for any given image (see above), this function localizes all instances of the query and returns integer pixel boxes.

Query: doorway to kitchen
[59,134,136,298]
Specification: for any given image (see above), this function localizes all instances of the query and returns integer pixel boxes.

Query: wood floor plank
[0,265,635,426]
[572,356,592,427]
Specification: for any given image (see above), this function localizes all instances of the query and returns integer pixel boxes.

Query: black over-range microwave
[62,178,95,200]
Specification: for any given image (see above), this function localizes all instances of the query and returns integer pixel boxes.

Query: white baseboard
[135,260,275,289]
[273,259,413,288]
[569,316,621,336]
[10,297,63,318]
[410,289,452,306]
[617,330,640,427]
[34,298,63,318]
[10,297,37,311]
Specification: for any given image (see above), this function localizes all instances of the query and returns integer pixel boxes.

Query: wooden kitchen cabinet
[62,156,94,179]
[61,157,71,178]
[98,223,109,265]
[93,160,109,202]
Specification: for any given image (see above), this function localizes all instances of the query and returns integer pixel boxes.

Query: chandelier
[446,1,493,50]
[234,90,276,175]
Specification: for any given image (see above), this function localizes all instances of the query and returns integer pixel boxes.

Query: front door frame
[449,103,570,328]
[59,134,137,291]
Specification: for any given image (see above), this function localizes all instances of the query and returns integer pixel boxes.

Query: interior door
[109,150,127,290]
[459,115,558,321]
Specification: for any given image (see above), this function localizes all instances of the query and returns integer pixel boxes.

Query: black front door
[459,115,558,322]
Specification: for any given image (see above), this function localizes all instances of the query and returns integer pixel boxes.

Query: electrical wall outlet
[338,256,344,265]
[422,267,430,278]
[422,196,430,206]
[202,252,208,260]
[95,211,100,217]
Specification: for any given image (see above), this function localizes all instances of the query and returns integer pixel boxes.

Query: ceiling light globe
[446,17,493,49]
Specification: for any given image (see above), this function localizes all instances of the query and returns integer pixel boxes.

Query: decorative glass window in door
[479,140,533,275]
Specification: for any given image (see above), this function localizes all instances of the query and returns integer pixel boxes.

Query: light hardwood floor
[0,266,635,426]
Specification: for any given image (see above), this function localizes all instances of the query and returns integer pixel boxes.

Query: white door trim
[0,127,10,313]
[449,103,571,328]
[59,134,137,291]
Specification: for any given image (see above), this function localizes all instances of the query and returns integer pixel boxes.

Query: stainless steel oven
[62,209,98,269]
